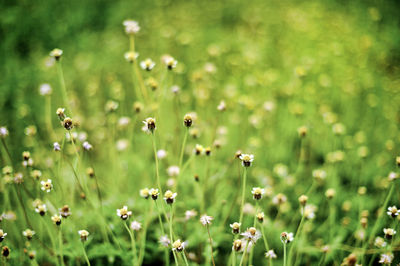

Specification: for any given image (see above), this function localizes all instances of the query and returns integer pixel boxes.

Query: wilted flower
[200,215,213,226]
[59,205,71,218]
[40,179,53,192]
[116,206,132,220]
[230,222,241,234]
[78,230,89,241]
[239,154,254,167]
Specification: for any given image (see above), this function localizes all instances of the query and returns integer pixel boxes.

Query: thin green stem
[239,241,249,266]
[124,222,139,266]
[81,242,91,266]
[56,61,71,112]
[239,168,248,225]
[283,243,287,266]
[206,225,216,266]
[169,206,179,266]
[288,207,306,265]
[59,226,64,266]
[182,252,189,266]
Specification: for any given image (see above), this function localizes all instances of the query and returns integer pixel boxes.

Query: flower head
[280,232,294,244]
[172,239,187,252]
[185,210,197,221]
[239,154,254,167]
[59,205,71,218]
[35,204,47,216]
[164,190,177,204]
[383,228,396,239]
[40,179,53,192]
[241,227,261,244]
[200,215,213,226]
[265,249,277,259]
[251,187,264,200]
[387,206,400,218]
[51,215,62,226]
[183,114,193,127]
[157,150,167,159]
[124,51,139,63]
[0,229,7,242]
[163,56,177,70]
[140,188,150,199]
[167,166,180,177]
[116,206,132,220]
[0,127,8,138]
[50,48,63,60]
[140,58,155,71]
[22,229,35,240]
[123,20,140,34]
[78,230,89,241]
[150,188,159,200]
[130,221,141,231]
[39,84,52,96]
[230,222,241,234]
[256,212,265,222]
[82,141,93,151]
[143,117,156,134]
[232,239,243,252]
[379,253,394,264]
[159,235,171,247]
[374,237,387,248]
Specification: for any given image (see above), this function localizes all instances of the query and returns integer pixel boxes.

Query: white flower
[82,141,93,151]
[217,100,226,111]
[230,222,241,234]
[143,117,156,134]
[171,85,180,94]
[172,239,187,252]
[185,210,197,221]
[35,204,47,216]
[116,139,129,151]
[40,179,53,192]
[157,149,167,159]
[78,230,89,241]
[251,187,265,200]
[124,52,139,63]
[265,249,277,259]
[374,237,387,248]
[140,58,155,71]
[164,190,177,204]
[241,227,261,244]
[302,204,317,220]
[116,206,132,220]
[379,253,394,264]
[263,101,275,112]
[388,171,398,181]
[130,221,141,231]
[123,20,140,34]
[387,206,400,217]
[383,228,396,238]
[167,166,180,177]
[0,229,7,242]
[312,169,327,181]
[280,232,294,244]
[159,235,171,247]
[22,229,35,240]
[39,84,52,96]
[163,56,177,70]
[0,127,9,138]
[200,215,213,226]
[239,154,254,167]
[53,142,61,151]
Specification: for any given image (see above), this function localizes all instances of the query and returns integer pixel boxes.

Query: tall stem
[239,241,249,266]
[239,168,247,225]
[81,242,91,266]
[56,61,71,112]
[169,206,179,266]
[206,225,216,266]
[283,243,287,266]
[58,226,64,266]
[124,222,139,266]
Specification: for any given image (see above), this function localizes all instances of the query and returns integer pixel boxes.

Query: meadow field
[1,0,400,265]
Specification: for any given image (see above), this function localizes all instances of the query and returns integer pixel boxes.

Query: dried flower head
[143,117,156,134]
[50,48,63,60]
[239,154,254,167]
[40,179,53,193]
[59,205,71,218]
[123,20,140,35]
[164,190,177,204]
[78,230,89,241]
[116,206,132,220]
[230,222,241,234]
[251,187,265,200]
[51,215,62,226]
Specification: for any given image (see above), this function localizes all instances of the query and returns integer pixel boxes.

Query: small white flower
[172,239,187,252]
[143,117,156,134]
[241,227,261,244]
[263,101,275,112]
[217,100,226,111]
[388,171,398,181]
[167,166,180,177]
[22,229,35,240]
[251,187,265,200]
[374,237,387,248]
[140,58,156,71]
[239,154,254,167]
[78,230,89,241]
[379,253,394,264]
[185,210,197,221]
[171,85,180,94]
[159,235,171,247]
[0,229,7,242]
[312,169,327,181]
[130,221,141,231]
[53,142,61,151]
[116,206,132,220]
[163,56,177,70]
[280,232,294,244]
[230,222,241,234]
[124,52,139,63]
[302,204,317,220]
[39,83,52,96]
[0,127,9,138]
[40,179,53,192]
[387,206,400,217]
[383,228,396,239]
[164,190,177,204]
[157,149,167,159]
[123,20,140,34]
[265,249,277,259]
[200,215,213,226]
[82,141,93,151]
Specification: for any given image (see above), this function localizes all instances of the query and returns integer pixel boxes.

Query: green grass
[1,0,400,265]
